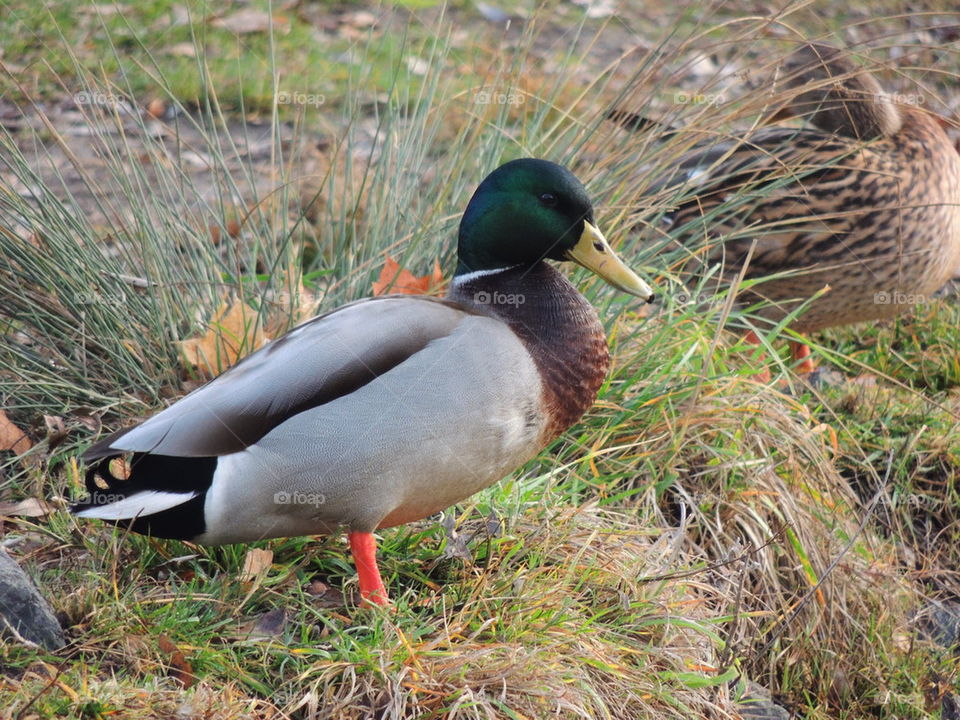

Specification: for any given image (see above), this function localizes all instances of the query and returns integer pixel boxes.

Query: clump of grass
[554,309,936,715]
[826,299,960,391]
[818,378,960,597]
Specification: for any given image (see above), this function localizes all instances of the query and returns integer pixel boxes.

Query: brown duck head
[777,43,902,140]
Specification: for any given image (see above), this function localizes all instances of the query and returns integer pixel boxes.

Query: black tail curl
[71,452,217,540]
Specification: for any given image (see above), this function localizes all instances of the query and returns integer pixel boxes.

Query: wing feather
[648,128,883,276]
[84,296,477,459]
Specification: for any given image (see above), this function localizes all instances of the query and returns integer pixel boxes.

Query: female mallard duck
[71,159,654,606]
[616,43,960,374]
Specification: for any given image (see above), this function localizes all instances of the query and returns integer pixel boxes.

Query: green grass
[2,0,370,112]
[0,0,589,118]
[2,1,960,718]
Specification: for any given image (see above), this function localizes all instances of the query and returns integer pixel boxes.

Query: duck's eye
[539,192,558,207]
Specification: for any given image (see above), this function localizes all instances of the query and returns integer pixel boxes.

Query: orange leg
[790,340,815,375]
[348,531,389,606]
[743,330,771,383]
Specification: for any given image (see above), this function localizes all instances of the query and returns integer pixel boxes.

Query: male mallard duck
[615,43,960,374]
[71,159,654,605]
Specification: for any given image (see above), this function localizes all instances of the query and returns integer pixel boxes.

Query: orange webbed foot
[790,340,816,375]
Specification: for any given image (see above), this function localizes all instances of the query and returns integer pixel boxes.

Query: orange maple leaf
[372,256,445,296]
[0,409,32,455]
[176,299,266,377]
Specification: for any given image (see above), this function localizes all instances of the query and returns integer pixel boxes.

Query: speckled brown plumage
[449,262,610,443]
[642,43,960,335]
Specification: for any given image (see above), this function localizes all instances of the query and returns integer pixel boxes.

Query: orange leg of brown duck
[743,330,772,383]
[348,531,389,606]
[790,340,816,375]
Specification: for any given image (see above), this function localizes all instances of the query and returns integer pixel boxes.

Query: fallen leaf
[239,548,273,582]
[305,579,329,596]
[440,512,472,562]
[43,415,69,452]
[175,379,204,395]
[146,98,166,118]
[76,4,126,16]
[167,42,197,58]
[405,56,429,76]
[181,151,211,169]
[372,256,445,296]
[240,608,287,639]
[157,635,195,688]
[0,410,32,454]
[70,411,102,435]
[892,629,911,653]
[0,498,54,518]
[572,0,616,18]
[263,282,324,338]
[108,456,131,480]
[176,300,266,377]
[304,578,345,608]
[169,4,190,27]
[211,9,287,34]
[121,338,145,362]
[341,10,377,28]
[208,217,242,246]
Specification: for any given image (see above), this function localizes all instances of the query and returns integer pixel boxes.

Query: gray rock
[0,547,65,650]
[736,681,791,719]
[915,600,960,649]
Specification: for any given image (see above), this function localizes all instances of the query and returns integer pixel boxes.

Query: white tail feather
[74,490,198,520]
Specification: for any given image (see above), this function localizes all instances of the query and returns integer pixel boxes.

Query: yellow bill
[566,222,655,302]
